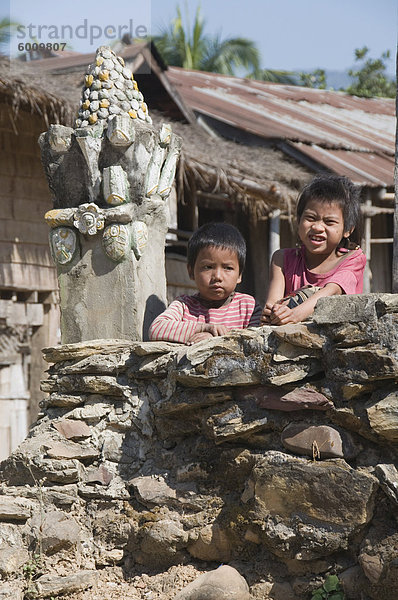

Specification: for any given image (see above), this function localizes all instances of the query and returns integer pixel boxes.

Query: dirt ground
[67,565,206,600]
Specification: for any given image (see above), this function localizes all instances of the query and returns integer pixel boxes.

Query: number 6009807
[18,42,67,51]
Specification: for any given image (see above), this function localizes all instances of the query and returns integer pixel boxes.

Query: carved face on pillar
[73,204,105,235]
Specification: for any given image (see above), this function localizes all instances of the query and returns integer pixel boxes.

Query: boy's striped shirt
[149,292,261,343]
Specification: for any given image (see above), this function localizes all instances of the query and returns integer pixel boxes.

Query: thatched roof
[1,57,313,217]
[0,58,74,129]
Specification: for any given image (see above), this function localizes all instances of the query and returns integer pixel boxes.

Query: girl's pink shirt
[284,246,366,295]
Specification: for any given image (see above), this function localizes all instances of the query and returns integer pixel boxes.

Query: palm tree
[153,4,260,76]
[0,17,20,55]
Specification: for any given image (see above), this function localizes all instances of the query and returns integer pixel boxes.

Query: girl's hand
[261,302,274,324]
[269,303,299,325]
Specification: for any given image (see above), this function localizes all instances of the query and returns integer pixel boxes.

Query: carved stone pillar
[39,46,181,343]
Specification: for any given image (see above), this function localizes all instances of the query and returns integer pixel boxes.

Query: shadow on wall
[142,294,166,341]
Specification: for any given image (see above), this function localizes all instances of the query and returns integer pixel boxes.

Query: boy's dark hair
[187,222,246,273]
[296,174,362,245]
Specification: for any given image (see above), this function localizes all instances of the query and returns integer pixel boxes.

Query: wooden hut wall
[0,107,57,292]
[0,104,60,448]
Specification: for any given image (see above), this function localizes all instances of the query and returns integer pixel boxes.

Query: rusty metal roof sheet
[289,143,394,187]
[168,67,395,186]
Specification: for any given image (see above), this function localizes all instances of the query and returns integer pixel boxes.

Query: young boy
[149,223,261,344]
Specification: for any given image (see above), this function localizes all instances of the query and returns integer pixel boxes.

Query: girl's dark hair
[296,174,362,246]
[187,222,246,273]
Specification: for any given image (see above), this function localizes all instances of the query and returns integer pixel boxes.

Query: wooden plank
[0,131,42,155]
[0,198,52,222]
[370,238,393,244]
[0,220,50,245]
[0,175,50,198]
[0,242,54,267]
[0,106,47,134]
[0,154,42,178]
[0,262,57,291]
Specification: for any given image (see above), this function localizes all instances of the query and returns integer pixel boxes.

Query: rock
[339,566,367,599]
[25,510,81,555]
[366,389,398,441]
[173,565,250,600]
[101,431,127,462]
[130,475,178,506]
[359,534,398,599]
[375,464,398,504]
[57,352,130,375]
[154,389,232,415]
[68,400,111,422]
[281,423,357,459]
[359,552,384,584]
[26,570,98,598]
[129,475,197,509]
[268,362,322,385]
[206,401,270,443]
[0,583,24,600]
[0,545,29,577]
[273,340,314,362]
[188,523,231,562]
[328,346,398,383]
[46,441,99,460]
[84,464,114,486]
[53,418,92,439]
[137,518,188,567]
[31,458,82,484]
[42,374,130,396]
[47,393,85,407]
[313,294,379,324]
[0,496,36,520]
[271,323,325,349]
[244,451,378,559]
[174,332,266,387]
[42,339,133,363]
[269,581,297,600]
[238,385,333,412]
[327,322,372,347]
[131,341,182,356]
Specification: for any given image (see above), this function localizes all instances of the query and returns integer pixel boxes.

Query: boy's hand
[202,323,229,337]
[187,323,230,344]
[186,331,213,345]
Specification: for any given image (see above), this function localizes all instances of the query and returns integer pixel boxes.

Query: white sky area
[7,0,398,75]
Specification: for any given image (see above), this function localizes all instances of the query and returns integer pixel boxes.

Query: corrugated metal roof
[290,143,393,187]
[168,67,395,187]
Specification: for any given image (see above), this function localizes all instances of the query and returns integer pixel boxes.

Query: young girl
[262,174,366,326]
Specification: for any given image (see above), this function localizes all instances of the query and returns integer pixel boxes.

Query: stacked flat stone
[75,46,152,128]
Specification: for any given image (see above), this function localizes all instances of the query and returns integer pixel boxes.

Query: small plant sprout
[311,574,345,600]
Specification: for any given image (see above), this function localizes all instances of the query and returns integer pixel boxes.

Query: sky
[6,0,397,76]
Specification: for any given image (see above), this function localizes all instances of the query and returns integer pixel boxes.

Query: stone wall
[0,293,397,599]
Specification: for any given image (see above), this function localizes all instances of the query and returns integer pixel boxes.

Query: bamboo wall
[0,105,58,292]
[0,103,60,456]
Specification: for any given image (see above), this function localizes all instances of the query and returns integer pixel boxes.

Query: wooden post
[269,209,281,264]
[363,194,372,293]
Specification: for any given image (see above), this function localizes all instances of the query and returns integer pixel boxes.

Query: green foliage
[0,17,21,54]
[250,68,298,84]
[153,3,260,76]
[22,553,42,580]
[299,69,327,89]
[345,46,395,98]
[311,575,345,600]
